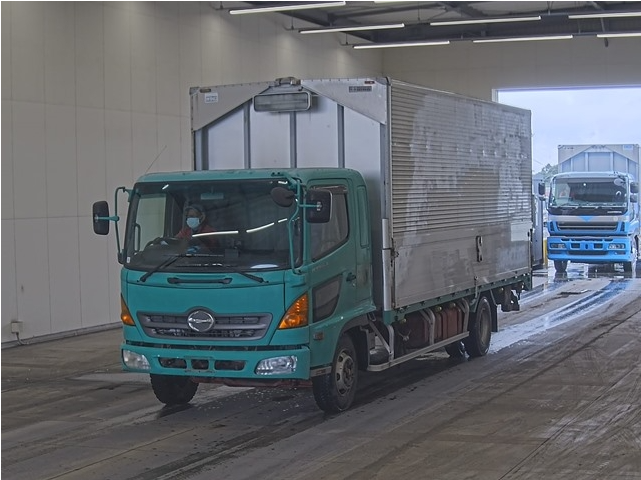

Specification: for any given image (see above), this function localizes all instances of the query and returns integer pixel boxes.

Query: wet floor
[3,262,641,480]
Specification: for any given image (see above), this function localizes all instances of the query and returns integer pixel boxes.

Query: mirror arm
[283,178,304,275]
[113,186,131,263]
[94,214,120,222]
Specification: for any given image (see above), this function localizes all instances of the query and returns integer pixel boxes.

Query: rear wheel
[554,260,568,273]
[150,374,198,405]
[312,334,358,413]
[463,296,493,358]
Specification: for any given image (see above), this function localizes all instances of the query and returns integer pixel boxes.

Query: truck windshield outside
[123,179,301,273]
[549,176,629,213]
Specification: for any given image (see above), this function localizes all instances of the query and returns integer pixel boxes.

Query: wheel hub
[335,350,355,395]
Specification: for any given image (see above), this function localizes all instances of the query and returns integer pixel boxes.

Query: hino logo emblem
[187,310,215,333]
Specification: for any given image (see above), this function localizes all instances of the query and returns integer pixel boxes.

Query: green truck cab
[95,168,376,411]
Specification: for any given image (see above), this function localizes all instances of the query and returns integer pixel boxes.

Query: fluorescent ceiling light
[597,32,641,38]
[353,40,451,49]
[431,16,541,26]
[300,22,405,34]
[569,11,641,19]
[473,35,573,43]
[230,2,346,15]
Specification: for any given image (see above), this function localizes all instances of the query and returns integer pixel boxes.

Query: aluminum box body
[191,77,533,312]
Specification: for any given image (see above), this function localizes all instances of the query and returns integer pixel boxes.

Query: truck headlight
[255,356,297,375]
[549,243,564,249]
[122,350,150,371]
[608,244,626,250]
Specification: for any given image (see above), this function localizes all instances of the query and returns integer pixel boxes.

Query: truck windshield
[123,179,301,273]
[550,177,628,208]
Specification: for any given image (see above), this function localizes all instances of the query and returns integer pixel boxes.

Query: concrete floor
[3,266,641,480]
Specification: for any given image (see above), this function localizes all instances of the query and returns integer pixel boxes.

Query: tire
[150,374,198,405]
[312,334,358,413]
[623,242,638,273]
[463,296,493,358]
[444,341,466,358]
[554,260,568,273]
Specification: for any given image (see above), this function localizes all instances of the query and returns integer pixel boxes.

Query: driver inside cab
[176,204,217,251]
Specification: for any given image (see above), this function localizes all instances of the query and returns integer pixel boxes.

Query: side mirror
[630,182,639,194]
[630,194,638,204]
[271,186,295,207]
[305,189,332,224]
[538,183,546,196]
[93,201,110,235]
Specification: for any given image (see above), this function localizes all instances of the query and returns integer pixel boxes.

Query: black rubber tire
[463,296,493,358]
[312,334,358,413]
[623,242,637,272]
[150,374,198,405]
[554,260,568,273]
[444,341,466,358]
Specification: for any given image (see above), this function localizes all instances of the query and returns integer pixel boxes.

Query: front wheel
[312,334,358,413]
[463,296,494,358]
[150,374,198,405]
[554,260,568,273]
[623,242,638,272]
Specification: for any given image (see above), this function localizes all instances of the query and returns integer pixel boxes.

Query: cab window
[310,188,349,261]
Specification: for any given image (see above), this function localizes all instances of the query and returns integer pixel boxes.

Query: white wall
[4,2,640,344]
[383,36,641,100]
[0,1,382,343]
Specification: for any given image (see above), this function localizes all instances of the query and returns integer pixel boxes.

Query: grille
[568,251,608,256]
[570,242,603,249]
[139,312,272,340]
[556,222,619,232]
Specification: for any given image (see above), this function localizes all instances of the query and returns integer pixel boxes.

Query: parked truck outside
[93,77,533,413]
[546,144,640,273]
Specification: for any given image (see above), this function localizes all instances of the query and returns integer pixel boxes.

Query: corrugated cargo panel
[389,82,531,235]
[388,80,532,308]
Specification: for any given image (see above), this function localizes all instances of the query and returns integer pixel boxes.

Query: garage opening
[496,86,641,174]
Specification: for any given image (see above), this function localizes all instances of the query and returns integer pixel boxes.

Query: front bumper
[547,236,634,264]
[121,342,311,380]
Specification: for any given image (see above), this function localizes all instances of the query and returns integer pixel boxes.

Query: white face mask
[186,217,201,229]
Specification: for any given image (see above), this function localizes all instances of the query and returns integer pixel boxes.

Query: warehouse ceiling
[223,1,641,47]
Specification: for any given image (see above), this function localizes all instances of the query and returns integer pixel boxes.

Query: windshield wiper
[139,254,187,282]
[203,262,266,283]
[551,204,578,211]
[139,254,266,284]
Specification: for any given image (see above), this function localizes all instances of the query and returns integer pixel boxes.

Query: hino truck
[93,77,533,413]
[547,144,640,273]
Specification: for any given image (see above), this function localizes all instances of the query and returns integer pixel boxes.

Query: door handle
[346,272,356,282]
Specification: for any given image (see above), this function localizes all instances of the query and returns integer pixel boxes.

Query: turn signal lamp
[120,295,135,326]
[278,294,309,329]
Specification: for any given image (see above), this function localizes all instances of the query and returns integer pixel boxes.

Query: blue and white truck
[546,144,640,273]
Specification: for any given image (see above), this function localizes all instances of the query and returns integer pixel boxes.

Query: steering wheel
[144,237,180,249]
